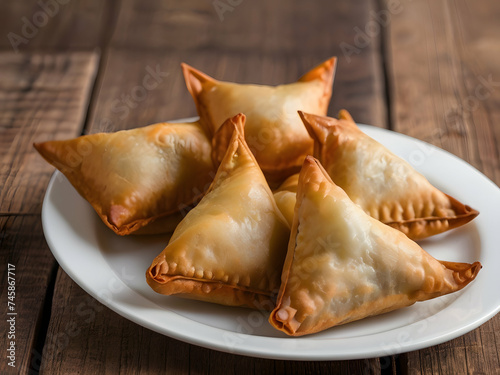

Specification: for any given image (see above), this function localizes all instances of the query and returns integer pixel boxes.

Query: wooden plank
[0,0,117,52]
[385,0,500,184]
[0,51,99,374]
[402,314,500,375]
[0,52,99,214]
[86,50,378,133]
[107,0,387,127]
[37,269,192,374]
[40,273,382,375]
[85,48,386,136]
[384,0,500,373]
[111,0,371,53]
[0,215,58,374]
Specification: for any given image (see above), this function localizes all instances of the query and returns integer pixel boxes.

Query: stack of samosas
[35,57,481,336]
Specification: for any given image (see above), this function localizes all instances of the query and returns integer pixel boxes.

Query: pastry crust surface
[34,121,215,235]
[269,156,481,336]
[298,111,479,240]
[182,57,337,183]
[146,114,290,309]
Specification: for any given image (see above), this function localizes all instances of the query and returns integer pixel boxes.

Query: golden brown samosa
[146,114,290,309]
[182,57,337,183]
[269,156,481,336]
[34,121,215,235]
[298,111,478,240]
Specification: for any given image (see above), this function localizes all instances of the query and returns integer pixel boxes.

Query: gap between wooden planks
[0,51,99,374]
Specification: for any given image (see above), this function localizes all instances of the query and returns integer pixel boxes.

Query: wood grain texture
[40,271,380,375]
[0,52,99,214]
[0,0,117,52]
[85,49,386,135]
[0,51,99,374]
[111,0,370,52]
[402,317,500,375]
[385,0,500,373]
[1,0,497,373]
[385,0,500,184]
[106,0,387,126]
[0,215,57,374]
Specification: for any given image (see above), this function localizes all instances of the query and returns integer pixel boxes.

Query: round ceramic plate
[41,124,500,360]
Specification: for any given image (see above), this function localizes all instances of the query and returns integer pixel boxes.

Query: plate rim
[41,121,500,361]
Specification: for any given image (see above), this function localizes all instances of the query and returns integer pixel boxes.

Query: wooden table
[1,0,499,373]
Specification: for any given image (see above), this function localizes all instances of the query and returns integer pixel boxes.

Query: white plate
[41,124,500,361]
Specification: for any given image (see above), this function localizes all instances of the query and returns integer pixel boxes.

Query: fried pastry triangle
[34,121,215,235]
[146,114,290,309]
[269,157,481,336]
[182,57,337,183]
[298,111,479,240]
[273,173,299,227]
